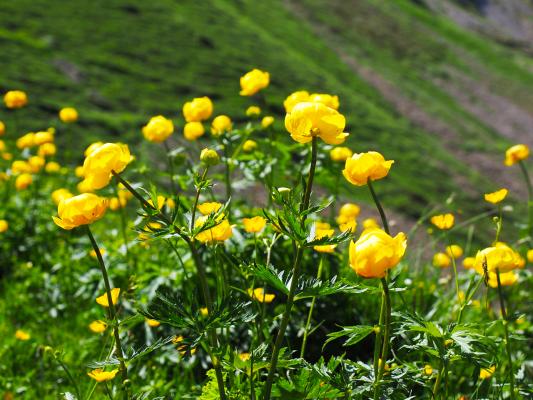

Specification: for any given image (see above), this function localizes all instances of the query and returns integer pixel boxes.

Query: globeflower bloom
[142,115,174,142]
[313,227,336,253]
[195,216,233,243]
[183,122,205,141]
[15,329,30,341]
[246,105,261,116]
[430,213,454,230]
[261,116,274,128]
[242,140,257,152]
[343,151,394,186]
[349,228,407,278]
[433,252,451,268]
[504,144,529,166]
[487,271,518,288]
[479,366,496,379]
[248,287,275,303]
[484,188,508,204]
[52,188,74,205]
[4,90,28,109]
[285,102,348,145]
[211,115,232,137]
[53,193,108,230]
[183,96,213,122]
[38,143,56,157]
[15,173,32,190]
[446,244,463,259]
[34,130,54,145]
[89,320,107,333]
[283,90,310,113]
[463,256,475,270]
[0,121,5,136]
[309,93,340,110]
[82,143,132,190]
[242,216,266,233]
[474,243,522,273]
[200,148,220,166]
[330,146,353,162]
[96,288,120,307]
[0,219,8,233]
[16,133,35,149]
[59,107,78,123]
[45,161,61,173]
[239,69,270,96]
[87,369,119,382]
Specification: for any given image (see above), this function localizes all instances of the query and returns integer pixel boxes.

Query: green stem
[54,356,82,400]
[163,141,177,195]
[86,227,129,399]
[432,364,443,399]
[224,144,232,212]
[373,277,391,400]
[518,160,533,245]
[372,291,386,380]
[447,236,462,308]
[496,269,515,399]
[113,179,130,263]
[367,179,389,234]
[300,255,324,358]
[263,137,318,400]
[494,204,503,243]
[190,167,209,231]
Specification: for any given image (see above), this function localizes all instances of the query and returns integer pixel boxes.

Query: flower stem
[263,137,318,400]
[518,160,533,245]
[496,269,515,399]
[190,167,209,231]
[86,226,129,399]
[113,178,130,264]
[447,236,462,308]
[373,277,391,400]
[372,290,386,380]
[163,141,177,195]
[367,179,389,234]
[300,254,324,358]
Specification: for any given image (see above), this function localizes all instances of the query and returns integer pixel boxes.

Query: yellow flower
[242,140,258,152]
[84,142,104,157]
[28,156,45,173]
[246,105,261,116]
[474,243,522,273]
[11,160,31,174]
[484,188,508,204]
[74,166,85,178]
[488,271,518,288]
[349,228,407,278]
[4,90,28,109]
[38,143,57,157]
[239,352,251,361]
[195,216,233,243]
[313,227,336,253]
[200,148,220,165]
[16,133,36,149]
[89,320,107,333]
[528,249,533,263]
[142,115,174,142]
[283,90,310,113]
[504,144,529,166]
[0,139,5,152]
[183,122,205,141]
[343,151,393,186]
[89,248,105,258]
[211,115,232,137]
[197,202,222,215]
[95,288,120,307]
[240,69,270,96]
[433,252,451,268]
[242,216,267,233]
[285,102,348,145]
[339,219,357,233]
[0,219,8,233]
[15,173,32,190]
[0,120,4,135]
[430,214,454,230]
[423,365,433,375]
[248,287,275,303]
[53,193,108,230]
[200,307,208,316]
[82,143,132,190]
[479,365,495,379]
[51,188,74,205]
[34,130,54,145]
[363,218,380,230]
[339,203,361,219]
[309,93,340,110]
[15,329,30,341]
[45,162,61,173]
[183,96,213,122]
[87,369,119,382]
[463,256,475,270]
[330,146,353,162]
[59,107,78,123]
[261,116,274,128]
[148,195,171,210]
[446,244,463,259]
[146,318,161,327]
[2,152,12,160]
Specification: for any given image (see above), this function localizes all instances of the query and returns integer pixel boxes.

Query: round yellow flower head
[488,271,518,288]
[528,249,533,263]
[15,329,30,341]
[240,69,270,96]
[0,140,5,152]
[474,243,522,273]
[424,365,433,376]
[53,193,108,230]
[28,156,45,173]
[349,228,407,278]
[363,218,380,229]
[479,366,495,380]
[0,219,8,233]
[4,90,28,109]
[200,148,220,166]
[197,202,222,215]
[246,105,261,117]
[339,203,361,219]
[82,143,132,190]
[38,142,57,157]
[339,219,357,233]
[142,115,174,142]
[84,142,104,157]
[309,93,340,110]
[2,152,12,161]
[430,213,454,230]
[248,287,275,303]
[96,288,120,307]
[283,90,310,113]
[183,122,205,141]
[15,173,32,190]
[211,115,232,137]
[343,151,394,186]
[330,146,353,162]
[0,121,5,136]
[88,368,119,382]
[239,353,251,362]
[195,216,233,243]
[59,107,78,123]
[504,144,529,166]
[242,139,258,153]
[200,307,209,316]
[183,96,213,122]
[34,130,54,145]
[285,102,348,145]
[433,252,451,268]
[11,160,31,174]
[484,188,508,204]
[313,227,336,253]
[89,320,107,333]
[45,161,61,173]
[16,133,36,149]
[446,244,463,259]
[463,256,475,270]
[261,116,274,128]
[146,318,161,327]
[242,216,267,233]
[51,188,74,206]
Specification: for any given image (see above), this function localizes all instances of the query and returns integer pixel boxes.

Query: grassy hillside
[0,0,531,229]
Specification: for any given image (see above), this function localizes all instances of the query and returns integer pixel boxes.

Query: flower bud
[200,148,220,166]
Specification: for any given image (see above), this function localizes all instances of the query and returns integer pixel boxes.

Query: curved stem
[264,137,318,400]
[300,254,324,358]
[190,167,209,231]
[367,179,389,234]
[86,227,129,399]
[496,269,515,399]
[446,236,461,308]
[373,277,391,400]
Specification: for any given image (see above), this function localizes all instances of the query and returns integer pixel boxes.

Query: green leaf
[324,325,374,349]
